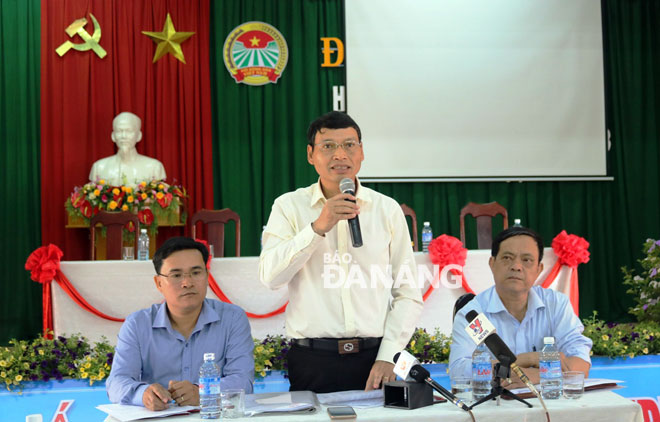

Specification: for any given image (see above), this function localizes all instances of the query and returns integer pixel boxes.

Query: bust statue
[89,112,166,186]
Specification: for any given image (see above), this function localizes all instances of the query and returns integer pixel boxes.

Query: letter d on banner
[320,37,344,67]
[51,400,74,422]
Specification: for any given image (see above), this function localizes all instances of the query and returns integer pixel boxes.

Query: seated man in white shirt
[259,111,423,393]
[449,227,592,389]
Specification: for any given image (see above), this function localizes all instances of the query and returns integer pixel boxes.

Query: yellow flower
[99,371,105,378]
[81,372,88,379]
[0,361,6,367]
[139,181,147,188]
[0,371,5,378]
[158,184,165,190]
[617,331,622,336]
[14,375,22,382]
[121,186,127,192]
[93,189,100,196]
[410,340,416,348]
[613,342,619,346]
[121,205,129,211]
[125,187,133,194]
[589,350,594,356]
[265,360,272,366]
[268,348,274,353]
[628,353,635,359]
[99,179,105,185]
[141,193,148,200]
[38,349,44,356]
[442,348,449,355]
[108,201,118,210]
[643,348,649,354]
[104,364,110,370]
[156,192,164,200]
[23,363,29,370]
[623,345,628,350]
[260,371,266,377]
[601,335,608,341]
[256,346,264,353]
[112,188,120,195]
[85,362,91,369]
[127,195,134,203]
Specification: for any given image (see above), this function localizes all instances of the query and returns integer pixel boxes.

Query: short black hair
[306,111,362,148]
[152,237,209,274]
[491,226,544,262]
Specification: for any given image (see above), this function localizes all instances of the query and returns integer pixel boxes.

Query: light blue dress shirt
[107,298,255,406]
[449,285,592,379]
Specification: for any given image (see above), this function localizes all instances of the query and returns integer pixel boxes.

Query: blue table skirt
[2,355,659,422]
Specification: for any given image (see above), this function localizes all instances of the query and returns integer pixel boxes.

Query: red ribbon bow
[551,230,590,267]
[425,234,473,298]
[25,244,63,284]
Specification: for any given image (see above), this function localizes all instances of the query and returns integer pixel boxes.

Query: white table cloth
[51,249,573,344]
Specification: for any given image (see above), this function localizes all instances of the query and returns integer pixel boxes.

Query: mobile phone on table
[327,406,357,419]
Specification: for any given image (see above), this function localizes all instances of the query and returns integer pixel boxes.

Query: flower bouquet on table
[253,335,290,377]
[65,179,187,239]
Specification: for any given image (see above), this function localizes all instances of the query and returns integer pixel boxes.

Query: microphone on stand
[464,310,541,397]
[339,178,363,248]
[393,351,470,412]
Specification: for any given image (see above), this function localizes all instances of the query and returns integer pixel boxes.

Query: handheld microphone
[339,178,363,248]
[464,310,540,396]
[393,351,470,412]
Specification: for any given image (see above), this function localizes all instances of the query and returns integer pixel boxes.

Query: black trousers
[287,343,379,393]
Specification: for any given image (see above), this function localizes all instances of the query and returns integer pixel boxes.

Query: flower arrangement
[0,333,113,391]
[253,335,290,377]
[65,179,187,237]
[405,327,453,363]
[622,238,660,322]
[582,311,660,358]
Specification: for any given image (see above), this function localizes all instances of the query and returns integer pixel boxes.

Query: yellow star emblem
[142,13,195,63]
[250,36,261,47]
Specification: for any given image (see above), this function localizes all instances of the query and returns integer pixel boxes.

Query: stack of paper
[96,404,198,422]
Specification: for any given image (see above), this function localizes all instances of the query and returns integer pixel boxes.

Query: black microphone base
[384,381,434,409]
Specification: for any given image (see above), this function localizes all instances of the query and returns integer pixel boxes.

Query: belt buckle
[338,339,359,354]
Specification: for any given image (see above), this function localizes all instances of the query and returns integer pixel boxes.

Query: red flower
[138,208,154,225]
[428,234,467,267]
[125,221,136,233]
[25,244,63,284]
[70,190,84,208]
[172,186,184,198]
[80,200,93,218]
[552,230,590,267]
[157,192,173,208]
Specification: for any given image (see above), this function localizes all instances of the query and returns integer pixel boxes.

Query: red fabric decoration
[425,234,474,298]
[551,230,590,267]
[539,231,589,315]
[25,245,63,284]
[25,245,124,337]
[194,238,287,318]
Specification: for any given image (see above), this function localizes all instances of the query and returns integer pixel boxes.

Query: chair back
[190,208,241,257]
[459,201,508,249]
[453,293,476,319]
[400,204,419,251]
[90,211,140,260]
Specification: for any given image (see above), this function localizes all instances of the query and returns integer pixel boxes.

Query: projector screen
[345,0,607,180]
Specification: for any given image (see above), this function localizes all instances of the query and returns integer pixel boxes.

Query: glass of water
[451,376,473,403]
[562,371,585,399]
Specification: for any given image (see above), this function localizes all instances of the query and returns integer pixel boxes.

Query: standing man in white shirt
[259,111,423,393]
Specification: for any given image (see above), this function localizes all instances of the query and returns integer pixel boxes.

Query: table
[102,391,643,422]
[51,249,574,344]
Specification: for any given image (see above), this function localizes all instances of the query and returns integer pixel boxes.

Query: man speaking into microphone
[449,227,592,389]
[260,111,422,393]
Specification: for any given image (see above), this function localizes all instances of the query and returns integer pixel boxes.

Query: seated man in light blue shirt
[107,237,254,410]
[449,227,592,389]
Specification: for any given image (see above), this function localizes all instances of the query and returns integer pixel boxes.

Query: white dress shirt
[259,180,423,362]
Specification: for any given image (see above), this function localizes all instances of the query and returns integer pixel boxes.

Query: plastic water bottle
[199,352,221,419]
[421,222,433,252]
[472,343,492,401]
[137,229,149,261]
[513,219,522,227]
[540,337,562,399]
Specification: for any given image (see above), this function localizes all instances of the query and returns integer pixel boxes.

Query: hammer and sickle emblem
[56,13,107,58]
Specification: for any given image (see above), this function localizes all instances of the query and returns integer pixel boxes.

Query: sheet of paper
[317,389,384,408]
[508,378,623,395]
[96,403,197,422]
[255,392,293,404]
